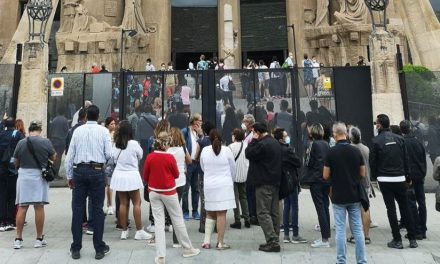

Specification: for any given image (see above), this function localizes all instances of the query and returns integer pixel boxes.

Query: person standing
[0,118,25,232]
[427,116,440,164]
[400,120,427,239]
[167,127,191,247]
[241,114,257,225]
[135,104,158,173]
[348,127,372,244]
[12,121,56,249]
[71,100,92,128]
[302,123,331,248]
[49,108,69,179]
[245,123,282,252]
[269,56,282,98]
[200,129,236,249]
[65,105,112,260]
[370,114,418,249]
[228,129,250,229]
[181,114,203,221]
[258,60,270,100]
[273,128,307,244]
[323,122,367,264]
[110,121,152,240]
[144,131,200,264]
[219,73,235,109]
[104,117,116,216]
[145,58,156,72]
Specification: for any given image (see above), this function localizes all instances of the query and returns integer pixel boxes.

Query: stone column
[0,1,20,61]
[397,0,440,70]
[142,0,171,67]
[286,0,305,65]
[218,0,241,69]
[17,41,49,136]
[369,29,404,124]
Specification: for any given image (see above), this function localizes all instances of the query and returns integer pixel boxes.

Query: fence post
[82,73,86,108]
[120,70,126,120]
[11,63,22,118]
[396,45,410,120]
[292,66,302,155]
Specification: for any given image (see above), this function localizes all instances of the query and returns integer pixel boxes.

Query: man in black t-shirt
[323,122,367,264]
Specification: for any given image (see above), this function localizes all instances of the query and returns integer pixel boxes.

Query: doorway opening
[242,50,286,67]
[174,52,217,70]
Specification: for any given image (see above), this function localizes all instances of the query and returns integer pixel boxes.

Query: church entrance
[171,2,218,70]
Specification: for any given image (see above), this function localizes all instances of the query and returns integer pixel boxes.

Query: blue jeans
[283,186,299,236]
[71,165,107,252]
[333,203,367,264]
[182,163,199,214]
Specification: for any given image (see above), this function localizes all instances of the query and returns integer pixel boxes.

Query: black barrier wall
[47,67,373,155]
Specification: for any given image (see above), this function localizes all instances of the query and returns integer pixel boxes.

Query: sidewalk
[1,188,439,264]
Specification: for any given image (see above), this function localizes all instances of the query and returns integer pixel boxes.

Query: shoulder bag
[26,138,55,182]
[106,149,122,178]
[358,183,370,211]
[234,142,244,162]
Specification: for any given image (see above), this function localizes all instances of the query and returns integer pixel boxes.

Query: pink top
[180,85,191,105]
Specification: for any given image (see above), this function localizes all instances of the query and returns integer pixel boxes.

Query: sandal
[365,237,371,245]
[201,243,211,249]
[347,237,355,244]
[216,242,231,250]
[146,238,156,247]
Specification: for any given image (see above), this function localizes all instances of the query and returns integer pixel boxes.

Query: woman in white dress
[110,120,152,240]
[200,129,236,250]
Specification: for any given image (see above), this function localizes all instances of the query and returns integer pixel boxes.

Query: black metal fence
[47,67,375,154]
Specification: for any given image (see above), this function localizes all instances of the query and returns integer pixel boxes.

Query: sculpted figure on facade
[121,0,147,33]
[334,0,368,24]
[315,0,330,27]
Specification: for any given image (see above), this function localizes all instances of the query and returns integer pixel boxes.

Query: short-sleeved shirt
[325,140,364,204]
[13,136,56,169]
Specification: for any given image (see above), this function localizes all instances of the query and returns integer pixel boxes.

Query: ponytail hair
[209,129,222,156]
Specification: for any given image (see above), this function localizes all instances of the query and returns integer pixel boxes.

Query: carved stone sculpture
[334,0,368,24]
[121,0,146,33]
[315,0,329,27]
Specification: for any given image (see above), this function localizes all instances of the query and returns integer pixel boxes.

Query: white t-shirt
[190,129,198,160]
[200,146,236,189]
[312,61,320,78]
[112,140,142,172]
[167,146,187,188]
[228,142,249,183]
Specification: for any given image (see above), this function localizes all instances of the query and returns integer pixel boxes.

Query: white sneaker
[311,239,330,248]
[146,224,155,233]
[34,239,47,248]
[172,243,182,248]
[155,256,165,264]
[120,230,129,240]
[135,229,153,240]
[13,239,23,249]
[370,222,379,228]
[168,225,173,233]
[183,248,201,258]
[107,206,114,215]
[0,225,6,232]
[5,225,16,231]
[86,229,94,235]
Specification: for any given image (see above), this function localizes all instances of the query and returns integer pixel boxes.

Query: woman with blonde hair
[302,123,331,248]
[144,131,200,264]
[166,127,191,247]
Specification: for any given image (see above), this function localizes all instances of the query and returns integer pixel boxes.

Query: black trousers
[310,183,331,239]
[379,181,416,241]
[407,182,427,236]
[0,168,17,225]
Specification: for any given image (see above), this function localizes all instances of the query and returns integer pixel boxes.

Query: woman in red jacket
[144,131,200,264]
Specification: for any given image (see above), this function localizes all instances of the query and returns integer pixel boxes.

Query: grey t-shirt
[13,136,56,169]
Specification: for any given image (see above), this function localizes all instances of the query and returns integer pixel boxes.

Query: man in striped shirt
[65,105,112,260]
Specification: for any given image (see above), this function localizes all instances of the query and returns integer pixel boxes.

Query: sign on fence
[51,77,64,96]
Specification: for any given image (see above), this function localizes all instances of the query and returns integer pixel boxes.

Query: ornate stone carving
[104,0,118,17]
[334,0,368,24]
[315,0,329,27]
[121,0,147,33]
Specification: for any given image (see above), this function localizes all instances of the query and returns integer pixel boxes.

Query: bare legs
[106,186,113,208]
[118,190,142,231]
[206,210,227,245]
[16,205,45,239]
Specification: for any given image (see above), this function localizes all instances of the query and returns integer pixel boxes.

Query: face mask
[284,136,291,145]
[241,123,247,131]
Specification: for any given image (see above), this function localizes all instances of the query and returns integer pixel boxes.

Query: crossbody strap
[234,142,244,162]
[26,138,43,170]
[142,116,155,130]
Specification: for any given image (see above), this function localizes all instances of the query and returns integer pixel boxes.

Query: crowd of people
[1,96,440,263]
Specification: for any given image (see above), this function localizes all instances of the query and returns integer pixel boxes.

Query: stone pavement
[1,187,439,264]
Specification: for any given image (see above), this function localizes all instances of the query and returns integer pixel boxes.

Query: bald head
[332,122,347,139]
